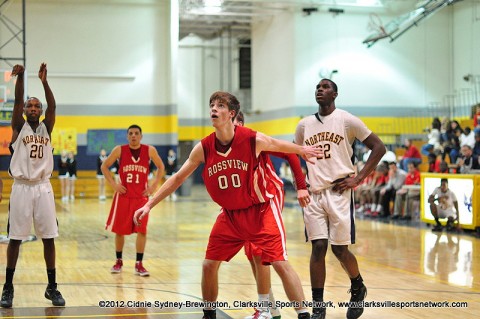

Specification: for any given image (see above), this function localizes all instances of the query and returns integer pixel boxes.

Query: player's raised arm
[10,65,26,142]
[39,63,56,134]
[255,132,320,164]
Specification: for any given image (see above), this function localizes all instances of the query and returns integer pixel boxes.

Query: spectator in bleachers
[421,118,442,156]
[378,161,407,218]
[392,162,420,220]
[473,132,480,156]
[460,127,475,149]
[97,149,108,201]
[368,162,389,217]
[441,120,463,163]
[364,146,395,164]
[66,151,77,201]
[164,149,178,201]
[354,167,374,215]
[473,104,480,134]
[58,150,69,202]
[398,138,422,171]
[426,146,449,173]
[454,145,480,174]
[426,145,438,172]
[439,160,449,173]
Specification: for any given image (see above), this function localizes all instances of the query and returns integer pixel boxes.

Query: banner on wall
[51,128,77,155]
[0,126,12,155]
[86,129,126,155]
[0,109,13,126]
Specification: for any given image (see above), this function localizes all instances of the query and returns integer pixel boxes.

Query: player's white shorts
[436,205,456,219]
[303,188,355,245]
[8,179,58,240]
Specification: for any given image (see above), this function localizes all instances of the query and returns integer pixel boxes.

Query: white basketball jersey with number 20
[9,122,54,182]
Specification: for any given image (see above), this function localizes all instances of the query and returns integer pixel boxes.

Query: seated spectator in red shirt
[399,138,422,171]
[392,162,421,220]
[355,168,375,215]
[368,162,389,217]
[473,104,480,135]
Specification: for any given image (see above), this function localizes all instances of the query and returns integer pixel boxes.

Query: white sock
[258,294,269,312]
[269,288,280,317]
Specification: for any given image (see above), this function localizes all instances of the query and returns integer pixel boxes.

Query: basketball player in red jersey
[102,124,165,276]
[134,92,320,319]
[235,111,309,319]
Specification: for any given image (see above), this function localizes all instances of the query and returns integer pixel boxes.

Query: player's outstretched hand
[301,145,322,164]
[134,205,151,226]
[11,64,25,77]
[38,63,47,83]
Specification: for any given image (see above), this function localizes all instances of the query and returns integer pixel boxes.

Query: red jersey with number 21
[201,125,282,210]
[119,144,150,198]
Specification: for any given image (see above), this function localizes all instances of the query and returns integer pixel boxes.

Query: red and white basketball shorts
[106,193,149,235]
[206,197,288,264]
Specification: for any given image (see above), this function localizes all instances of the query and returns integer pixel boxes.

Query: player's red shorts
[206,195,287,264]
[244,242,262,261]
[105,193,149,235]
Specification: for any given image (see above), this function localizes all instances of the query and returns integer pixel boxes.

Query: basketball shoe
[135,261,150,276]
[251,309,272,319]
[245,308,280,319]
[298,312,311,319]
[202,309,216,319]
[346,285,367,319]
[111,259,123,273]
[45,283,66,306]
[0,283,14,308]
[311,307,326,319]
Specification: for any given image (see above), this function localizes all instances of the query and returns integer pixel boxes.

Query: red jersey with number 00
[201,126,283,210]
[119,144,150,198]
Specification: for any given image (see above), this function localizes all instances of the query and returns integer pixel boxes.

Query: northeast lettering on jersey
[304,131,344,146]
[207,159,248,177]
[22,134,50,146]
[122,164,147,174]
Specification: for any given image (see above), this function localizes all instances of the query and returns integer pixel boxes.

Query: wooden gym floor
[0,185,479,319]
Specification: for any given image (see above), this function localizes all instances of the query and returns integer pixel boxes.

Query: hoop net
[367,13,387,36]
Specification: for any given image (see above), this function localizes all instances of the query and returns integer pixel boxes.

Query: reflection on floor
[0,186,478,319]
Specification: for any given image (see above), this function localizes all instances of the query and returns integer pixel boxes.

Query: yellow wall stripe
[55,115,178,134]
